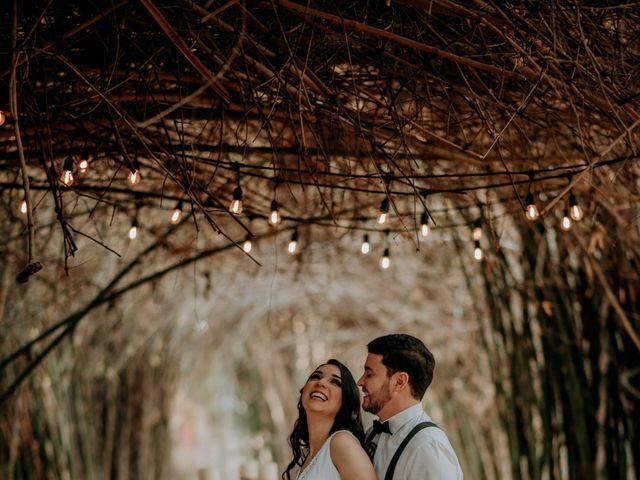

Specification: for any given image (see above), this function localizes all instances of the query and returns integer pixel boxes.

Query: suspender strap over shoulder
[383,421,438,480]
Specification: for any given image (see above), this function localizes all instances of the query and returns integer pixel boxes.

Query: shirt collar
[384,403,423,435]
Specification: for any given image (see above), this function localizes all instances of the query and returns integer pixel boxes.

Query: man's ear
[392,372,410,392]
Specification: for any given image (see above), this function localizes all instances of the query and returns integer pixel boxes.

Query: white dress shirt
[368,403,463,480]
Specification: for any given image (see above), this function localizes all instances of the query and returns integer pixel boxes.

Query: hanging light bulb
[243,234,252,253]
[170,200,183,224]
[0,111,6,126]
[128,168,141,186]
[79,159,89,174]
[229,186,243,215]
[525,192,539,221]
[380,247,390,269]
[361,234,370,254]
[269,200,281,225]
[20,199,27,215]
[377,198,390,224]
[473,241,483,261]
[569,192,583,221]
[420,211,430,237]
[288,229,299,254]
[561,209,572,231]
[472,219,483,241]
[128,219,138,240]
[60,156,75,186]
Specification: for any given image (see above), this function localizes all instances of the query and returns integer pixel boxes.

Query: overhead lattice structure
[1,2,640,480]
[1,0,639,275]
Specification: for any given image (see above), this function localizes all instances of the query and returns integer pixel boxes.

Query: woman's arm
[330,431,377,480]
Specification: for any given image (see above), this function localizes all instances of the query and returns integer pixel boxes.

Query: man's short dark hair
[367,333,435,400]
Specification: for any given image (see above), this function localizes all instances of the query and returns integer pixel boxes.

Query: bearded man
[357,334,463,480]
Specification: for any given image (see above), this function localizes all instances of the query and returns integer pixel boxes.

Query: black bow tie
[371,420,392,435]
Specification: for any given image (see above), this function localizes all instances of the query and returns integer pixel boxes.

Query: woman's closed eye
[330,377,342,386]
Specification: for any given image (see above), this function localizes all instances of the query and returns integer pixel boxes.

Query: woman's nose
[314,377,328,387]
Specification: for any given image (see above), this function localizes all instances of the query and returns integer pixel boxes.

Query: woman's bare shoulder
[330,430,360,448]
[330,431,376,480]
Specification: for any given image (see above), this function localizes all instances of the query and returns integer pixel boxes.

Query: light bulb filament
[230,199,243,215]
[378,198,390,225]
[61,170,74,186]
[525,192,539,221]
[128,225,138,240]
[526,204,539,221]
[269,200,281,225]
[380,248,390,269]
[570,205,583,221]
[129,169,140,186]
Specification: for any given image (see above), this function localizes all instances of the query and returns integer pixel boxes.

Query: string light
[561,209,571,231]
[473,240,482,261]
[243,234,252,253]
[380,247,390,269]
[128,219,138,240]
[128,168,141,186]
[60,156,75,186]
[0,111,5,126]
[569,192,583,221]
[269,200,281,225]
[79,159,89,174]
[420,211,430,237]
[525,192,539,221]
[230,163,243,215]
[472,218,483,241]
[377,198,389,224]
[170,200,183,224]
[361,234,370,254]
[230,186,243,215]
[288,228,299,254]
[20,199,27,215]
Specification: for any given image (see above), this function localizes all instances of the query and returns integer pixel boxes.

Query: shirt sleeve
[396,436,462,480]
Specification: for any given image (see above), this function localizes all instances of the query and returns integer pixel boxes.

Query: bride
[283,359,377,480]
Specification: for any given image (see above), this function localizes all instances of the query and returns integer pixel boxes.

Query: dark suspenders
[383,421,438,480]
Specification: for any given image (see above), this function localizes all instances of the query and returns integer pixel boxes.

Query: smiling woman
[283,359,376,480]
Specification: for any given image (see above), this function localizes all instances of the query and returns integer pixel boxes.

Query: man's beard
[362,384,392,415]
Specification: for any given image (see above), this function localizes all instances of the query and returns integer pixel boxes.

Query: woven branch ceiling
[1,0,639,268]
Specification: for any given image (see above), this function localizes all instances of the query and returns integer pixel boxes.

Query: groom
[357,334,463,479]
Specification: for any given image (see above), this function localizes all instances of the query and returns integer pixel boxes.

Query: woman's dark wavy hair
[282,359,365,480]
